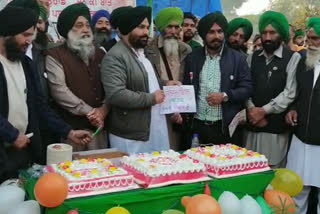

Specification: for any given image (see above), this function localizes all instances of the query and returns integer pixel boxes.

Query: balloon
[218,191,241,214]
[34,173,68,208]
[240,195,262,214]
[271,168,303,196]
[181,194,221,214]
[105,206,130,214]
[0,186,25,214]
[9,200,40,214]
[256,196,273,214]
[264,190,296,214]
[162,210,184,214]
[67,209,79,214]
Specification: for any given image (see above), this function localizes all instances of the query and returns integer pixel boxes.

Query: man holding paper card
[182,12,252,145]
[101,6,176,154]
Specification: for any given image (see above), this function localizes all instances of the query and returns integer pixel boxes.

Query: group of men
[0,0,320,212]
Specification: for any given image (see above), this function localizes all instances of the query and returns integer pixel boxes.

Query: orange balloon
[264,190,296,214]
[182,194,221,214]
[34,173,68,208]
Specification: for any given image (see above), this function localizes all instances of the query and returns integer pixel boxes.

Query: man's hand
[171,113,183,124]
[166,81,182,86]
[255,118,268,128]
[67,130,92,145]
[286,110,298,126]
[207,92,224,106]
[154,90,165,104]
[87,105,108,128]
[248,107,266,125]
[13,134,30,149]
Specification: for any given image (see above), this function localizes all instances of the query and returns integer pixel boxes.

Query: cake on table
[47,158,138,198]
[121,150,209,188]
[184,144,270,178]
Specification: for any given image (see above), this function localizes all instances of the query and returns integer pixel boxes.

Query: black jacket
[183,45,252,128]
[0,56,71,181]
[294,57,320,145]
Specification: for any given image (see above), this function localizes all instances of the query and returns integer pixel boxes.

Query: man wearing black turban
[180,11,252,146]
[101,6,176,154]
[0,6,92,182]
[46,3,108,151]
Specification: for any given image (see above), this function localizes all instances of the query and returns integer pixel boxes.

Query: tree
[269,0,320,29]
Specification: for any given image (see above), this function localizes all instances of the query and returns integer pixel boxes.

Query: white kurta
[109,49,170,154]
[0,54,28,135]
[286,61,320,188]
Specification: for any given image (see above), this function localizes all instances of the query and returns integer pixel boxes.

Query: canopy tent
[137,0,222,17]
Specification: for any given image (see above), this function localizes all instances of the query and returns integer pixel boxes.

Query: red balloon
[34,173,68,208]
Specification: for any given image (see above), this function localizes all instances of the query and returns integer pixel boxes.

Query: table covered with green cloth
[23,170,274,214]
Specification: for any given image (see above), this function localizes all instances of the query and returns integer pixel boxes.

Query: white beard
[163,38,179,58]
[306,46,320,70]
[67,30,95,65]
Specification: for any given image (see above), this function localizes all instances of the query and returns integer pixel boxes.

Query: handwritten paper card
[160,86,196,114]
[229,109,247,137]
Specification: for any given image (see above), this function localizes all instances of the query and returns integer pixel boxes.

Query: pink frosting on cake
[184,144,270,178]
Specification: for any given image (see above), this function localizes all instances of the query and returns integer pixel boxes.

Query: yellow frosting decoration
[152,151,160,155]
[191,148,197,151]
[219,157,227,161]
[109,166,118,172]
[73,172,81,177]
[63,161,72,166]
[91,169,99,174]
[65,168,72,173]
[80,159,88,163]
[205,152,211,156]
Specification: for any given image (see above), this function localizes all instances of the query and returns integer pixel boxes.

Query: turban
[308,17,320,37]
[197,11,228,40]
[110,6,133,29]
[155,7,183,32]
[57,3,91,38]
[91,10,110,27]
[118,6,151,35]
[7,0,40,17]
[259,11,289,42]
[0,6,37,37]
[294,29,305,39]
[39,4,48,21]
[227,18,253,41]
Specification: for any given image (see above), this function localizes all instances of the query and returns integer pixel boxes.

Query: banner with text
[0,0,136,22]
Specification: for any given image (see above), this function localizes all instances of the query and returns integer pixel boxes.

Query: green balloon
[162,210,184,214]
[256,196,274,214]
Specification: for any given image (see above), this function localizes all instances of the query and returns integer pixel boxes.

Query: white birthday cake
[184,144,270,178]
[121,150,209,188]
[47,158,138,198]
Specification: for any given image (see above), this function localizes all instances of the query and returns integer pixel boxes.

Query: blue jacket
[183,45,252,128]
[0,56,71,181]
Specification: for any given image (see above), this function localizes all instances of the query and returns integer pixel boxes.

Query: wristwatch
[222,92,229,102]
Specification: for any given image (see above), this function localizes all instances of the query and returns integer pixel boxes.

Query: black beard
[35,30,48,47]
[205,39,223,51]
[5,37,24,62]
[227,40,241,50]
[262,40,282,54]
[94,31,111,47]
[129,34,148,49]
